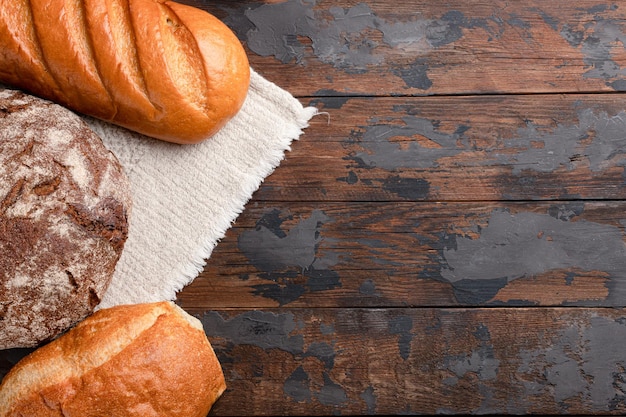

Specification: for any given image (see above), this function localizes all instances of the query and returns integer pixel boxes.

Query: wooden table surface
[5,0,626,415]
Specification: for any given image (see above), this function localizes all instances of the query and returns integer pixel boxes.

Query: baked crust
[0,0,250,144]
[0,89,132,349]
[0,302,226,416]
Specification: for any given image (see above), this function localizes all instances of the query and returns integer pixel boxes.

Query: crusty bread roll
[0,0,250,144]
[0,302,226,417]
[0,88,132,350]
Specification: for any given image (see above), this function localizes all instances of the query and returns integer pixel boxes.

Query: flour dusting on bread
[0,89,132,349]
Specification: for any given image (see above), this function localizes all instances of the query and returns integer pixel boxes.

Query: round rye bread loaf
[0,89,132,349]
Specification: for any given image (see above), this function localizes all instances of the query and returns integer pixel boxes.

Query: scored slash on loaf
[0,0,250,144]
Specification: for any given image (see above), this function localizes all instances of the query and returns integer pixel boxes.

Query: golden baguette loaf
[0,302,226,417]
[0,0,250,144]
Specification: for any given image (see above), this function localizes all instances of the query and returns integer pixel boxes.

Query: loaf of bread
[0,0,250,144]
[0,301,226,416]
[0,88,132,350]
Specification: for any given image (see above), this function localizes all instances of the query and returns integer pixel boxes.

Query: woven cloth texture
[84,69,317,308]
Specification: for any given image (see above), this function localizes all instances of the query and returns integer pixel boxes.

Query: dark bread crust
[0,89,132,349]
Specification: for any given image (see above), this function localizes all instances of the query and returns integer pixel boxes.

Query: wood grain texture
[253,94,626,202]
[194,307,626,415]
[4,0,626,415]
[178,200,625,309]
[188,0,626,96]
[180,1,626,414]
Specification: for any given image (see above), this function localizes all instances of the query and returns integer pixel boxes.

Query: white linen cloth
[84,69,317,308]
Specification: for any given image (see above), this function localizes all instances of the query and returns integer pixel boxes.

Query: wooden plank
[186,0,626,96]
[177,200,626,309]
[4,307,626,415]
[249,94,626,202]
[189,307,626,415]
[2,3,625,417]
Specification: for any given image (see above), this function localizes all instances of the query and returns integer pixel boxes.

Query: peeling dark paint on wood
[8,308,626,414]
[388,314,413,360]
[439,205,626,305]
[56,1,626,414]
[204,0,626,94]
[155,1,626,102]
[201,309,349,408]
[358,278,379,296]
[382,176,430,199]
[216,1,496,87]
[238,209,333,272]
[284,367,349,406]
[235,95,626,202]
[226,1,385,71]
[182,200,626,309]
[238,209,341,305]
[390,58,433,90]
[442,323,500,406]
[199,308,626,414]
[517,314,626,410]
[500,109,626,174]
[349,116,469,170]
[559,4,626,87]
[201,310,305,353]
[307,95,351,110]
[348,106,626,179]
